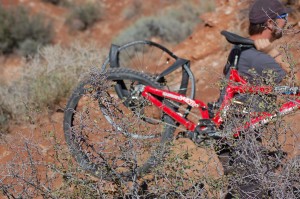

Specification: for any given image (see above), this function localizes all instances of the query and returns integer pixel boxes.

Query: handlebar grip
[274,86,299,95]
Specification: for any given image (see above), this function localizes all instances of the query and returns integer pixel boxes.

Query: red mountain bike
[63,31,300,181]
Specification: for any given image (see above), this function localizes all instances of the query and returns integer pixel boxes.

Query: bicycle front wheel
[63,68,176,181]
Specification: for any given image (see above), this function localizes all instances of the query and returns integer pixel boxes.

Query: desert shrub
[114,16,191,45]
[1,60,300,198]
[66,2,102,31]
[0,43,106,127]
[0,104,10,135]
[0,5,53,56]
[41,0,60,4]
[41,0,73,7]
[0,130,110,198]
[1,77,299,198]
[198,0,216,13]
[114,1,215,45]
[122,0,143,20]
[218,125,300,198]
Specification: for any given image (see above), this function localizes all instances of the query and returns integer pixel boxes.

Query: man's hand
[254,39,273,53]
[254,39,280,58]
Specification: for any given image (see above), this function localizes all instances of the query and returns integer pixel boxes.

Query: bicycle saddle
[221,30,254,46]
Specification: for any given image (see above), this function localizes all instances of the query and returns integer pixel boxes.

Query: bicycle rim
[102,41,193,97]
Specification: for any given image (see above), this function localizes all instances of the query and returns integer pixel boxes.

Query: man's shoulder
[242,47,273,61]
[243,47,265,56]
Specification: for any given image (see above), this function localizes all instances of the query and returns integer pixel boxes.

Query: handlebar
[274,86,299,95]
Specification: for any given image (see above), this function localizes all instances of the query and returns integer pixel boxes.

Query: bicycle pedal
[178,131,204,144]
[176,131,193,140]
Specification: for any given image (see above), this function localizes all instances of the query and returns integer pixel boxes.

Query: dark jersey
[218,47,286,112]
[238,47,286,84]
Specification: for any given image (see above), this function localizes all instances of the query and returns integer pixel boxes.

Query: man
[218,0,290,112]
[233,0,290,111]
[218,0,291,198]
[242,0,290,79]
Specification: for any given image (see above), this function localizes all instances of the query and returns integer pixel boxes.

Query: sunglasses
[277,13,288,21]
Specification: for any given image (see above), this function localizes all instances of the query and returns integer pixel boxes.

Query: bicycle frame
[141,67,300,137]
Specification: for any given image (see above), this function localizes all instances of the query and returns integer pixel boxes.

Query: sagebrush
[0,5,53,56]
[65,2,102,31]
[114,1,214,45]
[0,43,106,131]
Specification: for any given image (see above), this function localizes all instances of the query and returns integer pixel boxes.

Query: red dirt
[1,0,300,196]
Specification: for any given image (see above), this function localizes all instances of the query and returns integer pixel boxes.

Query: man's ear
[266,19,276,30]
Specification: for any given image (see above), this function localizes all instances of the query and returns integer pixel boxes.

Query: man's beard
[271,21,287,40]
[272,27,283,40]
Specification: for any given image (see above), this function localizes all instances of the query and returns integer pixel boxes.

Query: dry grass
[0,43,106,130]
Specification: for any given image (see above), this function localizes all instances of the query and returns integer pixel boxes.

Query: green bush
[66,2,102,31]
[0,5,53,56]
[114,2,214,45]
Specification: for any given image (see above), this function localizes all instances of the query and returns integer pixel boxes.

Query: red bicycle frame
[141,68,300,136]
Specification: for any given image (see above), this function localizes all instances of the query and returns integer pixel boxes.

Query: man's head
[248,0,290,40]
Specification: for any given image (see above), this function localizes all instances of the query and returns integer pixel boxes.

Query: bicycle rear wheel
[63,68,176,181]
[102,40,193,98]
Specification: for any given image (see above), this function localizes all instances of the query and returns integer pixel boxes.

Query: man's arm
[254,39,290,73]
[254,39,300,84]
[268,48,290,73]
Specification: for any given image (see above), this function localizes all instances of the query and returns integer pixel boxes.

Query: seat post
[231,45,242,70]
[234,55,239,68]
